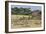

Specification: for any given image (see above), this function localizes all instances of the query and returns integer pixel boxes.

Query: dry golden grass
[11,15,41,29]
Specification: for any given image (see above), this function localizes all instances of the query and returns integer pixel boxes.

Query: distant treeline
[11,7,32,15]
[11,7,41,15]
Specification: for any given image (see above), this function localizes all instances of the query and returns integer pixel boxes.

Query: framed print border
[5,1,45,33]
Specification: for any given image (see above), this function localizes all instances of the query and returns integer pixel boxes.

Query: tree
[11,7,32,15]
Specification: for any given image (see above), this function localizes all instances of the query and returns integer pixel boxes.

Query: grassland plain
[11,15,41,29]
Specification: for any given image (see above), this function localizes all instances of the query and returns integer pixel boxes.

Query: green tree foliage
[11,7,32,15]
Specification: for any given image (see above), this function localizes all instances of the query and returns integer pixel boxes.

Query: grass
[11,15,41,29]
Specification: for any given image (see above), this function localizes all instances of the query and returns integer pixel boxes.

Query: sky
[11,5,41,11]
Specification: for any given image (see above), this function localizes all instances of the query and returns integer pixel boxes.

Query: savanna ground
[11,15,41,29]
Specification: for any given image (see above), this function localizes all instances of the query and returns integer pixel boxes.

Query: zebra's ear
[39,11,41,14]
